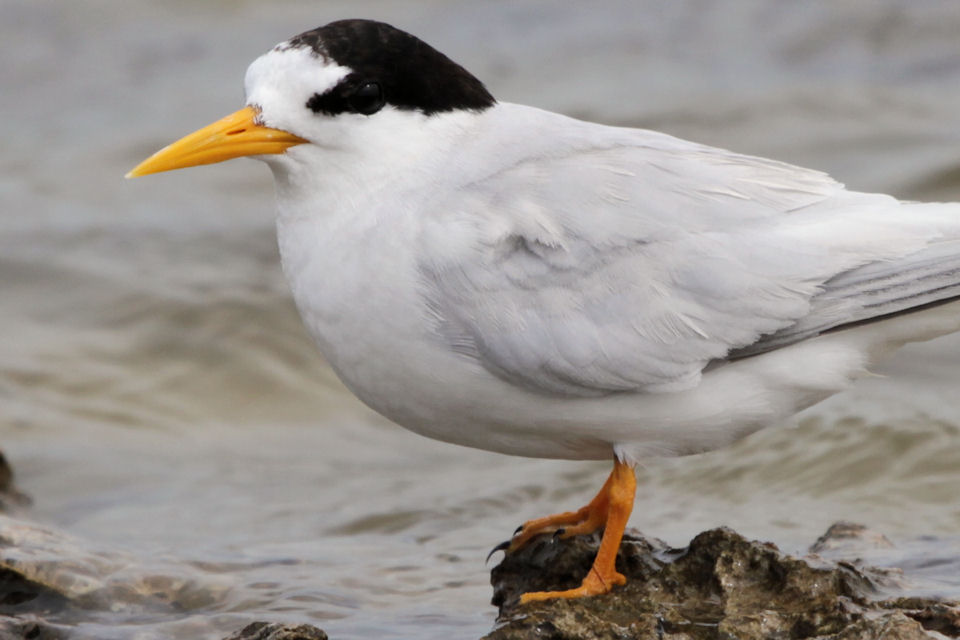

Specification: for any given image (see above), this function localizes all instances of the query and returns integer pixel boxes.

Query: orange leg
[514,459,637,603]
[508,467,615,552]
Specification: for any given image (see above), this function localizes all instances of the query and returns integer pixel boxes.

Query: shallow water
[2,1,960,638]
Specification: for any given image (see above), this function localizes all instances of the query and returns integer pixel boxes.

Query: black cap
[285,19,496,117]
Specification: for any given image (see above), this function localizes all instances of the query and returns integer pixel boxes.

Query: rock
[810,521,894,554]
[0,567,71,618]
[0,516,232,613]
[486,526,960,640]
[0,516,237,637]
[0,616,62,640]
[221,622,328,640]
[0,453,30,513]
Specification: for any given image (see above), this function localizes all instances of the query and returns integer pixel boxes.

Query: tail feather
[732,203,960,358]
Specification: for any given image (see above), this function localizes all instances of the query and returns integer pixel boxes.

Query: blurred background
[2,1,960,639]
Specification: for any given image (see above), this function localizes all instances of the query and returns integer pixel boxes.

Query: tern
[128,19,960,602]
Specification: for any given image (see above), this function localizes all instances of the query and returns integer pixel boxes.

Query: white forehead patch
[243,46,351,130]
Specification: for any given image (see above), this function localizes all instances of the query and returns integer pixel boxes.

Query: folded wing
[418,127,960,397]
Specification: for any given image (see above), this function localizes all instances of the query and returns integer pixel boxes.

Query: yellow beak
[126,106,307,178]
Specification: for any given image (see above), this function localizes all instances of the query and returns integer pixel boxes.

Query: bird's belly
[304,298,616,460]
[305,308,875,463]
[276,215,606,458]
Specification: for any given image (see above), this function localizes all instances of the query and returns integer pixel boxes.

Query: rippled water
[3,1,960,638]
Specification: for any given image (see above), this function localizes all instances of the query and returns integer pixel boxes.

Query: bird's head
[127,19,495,179]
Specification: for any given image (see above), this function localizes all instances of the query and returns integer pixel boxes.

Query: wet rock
[0,616,63,640]
[0,453,30,513]
[810,521,894,554]
[0,516,231,613]
[0,568,71,618]
[222,621,328,640]
[899,604,960,637]
[486,526,960,640]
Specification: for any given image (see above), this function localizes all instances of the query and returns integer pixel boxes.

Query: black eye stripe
[305,91,343,116]
[305,74,365,115]
[306,76,386,117]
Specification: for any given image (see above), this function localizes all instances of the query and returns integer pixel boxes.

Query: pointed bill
[126,106,306,178]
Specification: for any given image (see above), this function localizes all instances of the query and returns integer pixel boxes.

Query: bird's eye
[348,82,385,115]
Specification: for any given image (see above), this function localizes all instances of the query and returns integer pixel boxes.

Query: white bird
[128,19,960,602]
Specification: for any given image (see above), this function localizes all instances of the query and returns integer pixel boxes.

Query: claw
[553,528,566,539]
[514,524,524,536]
[486,539,511,563]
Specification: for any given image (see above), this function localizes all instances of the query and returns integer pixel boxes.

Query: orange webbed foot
[519,565,627,603]
[508,458,637,602]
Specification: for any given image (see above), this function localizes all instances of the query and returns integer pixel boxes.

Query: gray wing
[418,132,960,397]
[733,237,960,358]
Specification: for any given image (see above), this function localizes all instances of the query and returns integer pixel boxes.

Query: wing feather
[418,111,960,397]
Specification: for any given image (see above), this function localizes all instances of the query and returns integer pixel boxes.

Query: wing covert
[417,125,947,397]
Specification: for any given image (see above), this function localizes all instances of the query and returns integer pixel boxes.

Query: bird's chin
[261,155,295,186]
[260,149,315,199]
[258,147,300,173]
